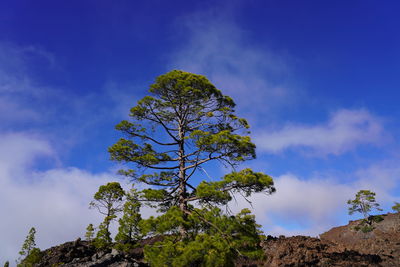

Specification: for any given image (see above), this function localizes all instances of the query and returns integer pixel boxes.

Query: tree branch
[147,103,179,142]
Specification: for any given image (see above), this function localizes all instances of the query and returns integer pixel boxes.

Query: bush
[17,248,43,267]
[369,215,384,223]
[352,216,384,233]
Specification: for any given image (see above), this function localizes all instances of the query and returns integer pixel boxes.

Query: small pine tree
[142,207,264,266]
[17,227,42,266]
[4,261,9,267]
[392,202,400,213]
[115,188,142,250]
[347,190,382,219]
[89,182,125,250]
[85,224,95,241]
[18,227,37,260]
[93,217,113,250]
[18,248,42,267]
[89,182,125,233]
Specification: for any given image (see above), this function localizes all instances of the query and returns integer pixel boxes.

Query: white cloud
[0,133,124,264]
[168,10,296,117]
[254,109,386,155]
[229,159,400,237]
[230,174,353,237]
[353,162,400,205]
[0,42,149,265]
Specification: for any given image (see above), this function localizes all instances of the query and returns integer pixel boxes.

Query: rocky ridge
[34,213,399,266]
[320,212,400,267]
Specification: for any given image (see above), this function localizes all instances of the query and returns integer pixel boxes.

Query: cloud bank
[0,133,116,263]
[230,159,400,237]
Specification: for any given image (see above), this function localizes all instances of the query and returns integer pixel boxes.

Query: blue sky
[1,0,400,263]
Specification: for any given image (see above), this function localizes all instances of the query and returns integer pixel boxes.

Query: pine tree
[143,207,265,266]
[90,182,125,233]
[115,188,142,246]
[347,190,382,219]
[18,227,36,260]
[85,224,95,242]
[17,227,42,266]
[93,218,113,250]
[109,70,275,265]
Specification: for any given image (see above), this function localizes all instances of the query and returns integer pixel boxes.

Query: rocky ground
[320,212,400,267]
[252,235,382,266]
[34,212,399,266]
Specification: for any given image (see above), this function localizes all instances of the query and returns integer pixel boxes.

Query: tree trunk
[178,122,188,237]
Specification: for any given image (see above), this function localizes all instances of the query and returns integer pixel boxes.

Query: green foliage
[85,224,95,241]
[90,182,125,217]
[353,221,375,233]
[347,190,382,219]
[142,207,264,266]
[392,202,400,213]
[360,225,374,233]
[90,182,125,233]
[115,188,143,250]
[108,70,274,209]
[18,248,43,267]
[4,261,9,267]
[93,217,113,250]
[196,169,275,205]
[353,215,384,233]
[109,70,275,263]
[18,227,36,260]
[17,228,42,266]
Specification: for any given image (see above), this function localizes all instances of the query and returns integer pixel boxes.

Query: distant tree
[347,190,382,219]
[90,182,125,232]
[115,188,142,247]
[17,227,42,266]
[18,248,42,267]
[109,70,275,265]
[18,227,37,261]
[4,261,9,267]
[85,224,95,242]
[93,219,113,250]
[392,202,400,213]
[90,182,125,250]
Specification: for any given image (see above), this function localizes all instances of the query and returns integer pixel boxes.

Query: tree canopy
[392,202,400,213]
[89,182,125,249]
[347,190,382,219]
[90,182,125,223]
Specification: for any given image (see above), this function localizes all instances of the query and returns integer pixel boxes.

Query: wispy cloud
[0,42,139,154]
[0,42,53,125]
[168,9,297,117]
[254,109,386,155]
